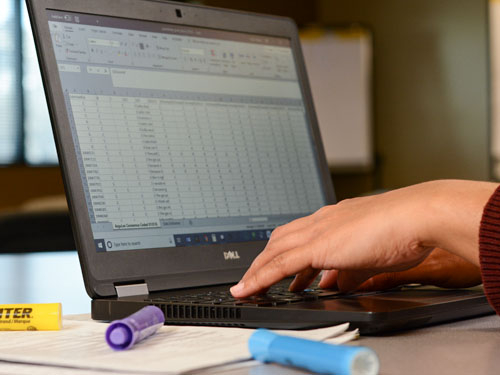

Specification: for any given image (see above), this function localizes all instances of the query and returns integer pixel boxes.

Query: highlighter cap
[105,305,165,350]
[106,323,134,350]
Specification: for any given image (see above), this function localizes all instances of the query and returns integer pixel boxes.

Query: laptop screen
[46,10,326,253]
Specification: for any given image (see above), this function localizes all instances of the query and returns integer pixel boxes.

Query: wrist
[418,180,498,266]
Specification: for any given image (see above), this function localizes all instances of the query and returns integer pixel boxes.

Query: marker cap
[105,305,165,350]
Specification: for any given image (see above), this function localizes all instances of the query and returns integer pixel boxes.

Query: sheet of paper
[324,329,359,344]
[0,320,352,374]
[0,361,145,375]
[300,29,373,169]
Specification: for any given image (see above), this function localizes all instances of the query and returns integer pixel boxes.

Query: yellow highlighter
[0,303,62,331]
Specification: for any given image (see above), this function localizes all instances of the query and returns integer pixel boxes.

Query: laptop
[27,0,494,334]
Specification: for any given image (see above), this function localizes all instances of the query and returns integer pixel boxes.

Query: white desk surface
[2,251,499,374]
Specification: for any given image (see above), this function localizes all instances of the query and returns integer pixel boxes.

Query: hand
[319,247,482,292]
[231,180,497,298]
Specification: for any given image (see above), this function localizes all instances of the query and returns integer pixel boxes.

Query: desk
[212,314,500,375]
[1,251,499,374]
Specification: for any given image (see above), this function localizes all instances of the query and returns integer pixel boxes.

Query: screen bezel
[26,0,336,298]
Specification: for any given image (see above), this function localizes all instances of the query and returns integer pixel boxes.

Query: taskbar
[93,228,275,252]
[173,228,273,247]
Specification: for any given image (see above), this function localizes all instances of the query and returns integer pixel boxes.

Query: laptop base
[91,285,494,334]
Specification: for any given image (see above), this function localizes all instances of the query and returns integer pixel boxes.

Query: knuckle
[262,238,282,255]
[313,204,336,220]
[316,205,330,215]
[336,198,354,207]
[249,272,268,291]
[269,254,288,278]
[270,226,284,238]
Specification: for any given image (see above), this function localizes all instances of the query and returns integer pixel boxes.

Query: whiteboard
[301,28,373,170]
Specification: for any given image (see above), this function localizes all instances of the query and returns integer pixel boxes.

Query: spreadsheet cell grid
[70,93,322,227]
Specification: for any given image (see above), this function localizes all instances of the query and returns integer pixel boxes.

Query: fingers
[320,269,422,293]
[248,228,311,272]
[234,214,324,295]
[343,248,483,291]
[270,214,316,241]
[400,247,482,288]
[289,267,321,291]
[230,192,446,298]
[320,269,410,291]
[336,270,378,292]
[357,272,412,291]
[319,269,339,289]
[241,216,314,275]
[231,245,312,298]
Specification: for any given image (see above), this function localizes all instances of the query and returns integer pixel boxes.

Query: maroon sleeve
[479,184,500,315]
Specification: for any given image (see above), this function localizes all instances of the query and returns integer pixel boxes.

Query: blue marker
[105,306,165,350]
[249,329,379,375]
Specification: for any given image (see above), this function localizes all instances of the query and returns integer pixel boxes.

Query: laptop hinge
[115,282,149,298]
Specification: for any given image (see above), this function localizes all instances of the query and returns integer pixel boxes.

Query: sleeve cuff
[479,184,500,315]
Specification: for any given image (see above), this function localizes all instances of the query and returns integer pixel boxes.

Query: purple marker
[105,306,165,350]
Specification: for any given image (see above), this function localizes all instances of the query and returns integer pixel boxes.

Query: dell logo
[223,250,240,260]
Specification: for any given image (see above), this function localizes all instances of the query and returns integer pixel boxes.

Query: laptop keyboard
[146,280,342,307]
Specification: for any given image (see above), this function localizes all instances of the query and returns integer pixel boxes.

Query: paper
[300,28,373,169]
[0,361,145,375]
[0,320,352,374]
[325,329,359,344]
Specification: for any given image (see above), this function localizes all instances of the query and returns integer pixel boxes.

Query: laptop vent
[155,304,242,321]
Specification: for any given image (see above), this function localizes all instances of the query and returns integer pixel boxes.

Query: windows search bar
[110,68,301,99]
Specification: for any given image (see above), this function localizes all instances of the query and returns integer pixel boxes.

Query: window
[0,0,58,165]
[0,0,21,163]
[22,1,58,164]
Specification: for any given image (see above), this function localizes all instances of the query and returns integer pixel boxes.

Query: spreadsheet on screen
[47,10,326,252]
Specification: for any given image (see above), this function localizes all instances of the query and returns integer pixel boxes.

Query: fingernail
[230,281,245,295]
